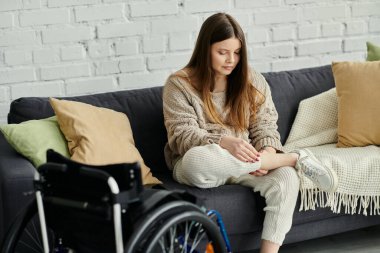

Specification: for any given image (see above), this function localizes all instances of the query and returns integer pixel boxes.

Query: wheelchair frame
[35,165,125,253]
[1,150,230,253]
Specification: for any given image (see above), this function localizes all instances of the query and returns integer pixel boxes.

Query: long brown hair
[185,13,262,132]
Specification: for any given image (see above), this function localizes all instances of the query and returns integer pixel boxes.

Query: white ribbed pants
[173,144,299,245]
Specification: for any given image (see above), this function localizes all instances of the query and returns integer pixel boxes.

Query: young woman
[163,13,337,253]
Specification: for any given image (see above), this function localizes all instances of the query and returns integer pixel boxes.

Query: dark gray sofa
[1,65,380,252]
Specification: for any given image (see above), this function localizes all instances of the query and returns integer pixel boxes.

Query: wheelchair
[1,150,231,253]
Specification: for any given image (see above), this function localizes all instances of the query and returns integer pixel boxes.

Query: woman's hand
[219,136,260,163]
[249,169,268,177]
[249,148,273,177]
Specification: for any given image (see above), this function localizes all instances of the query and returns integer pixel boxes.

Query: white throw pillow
[284,88,338,151]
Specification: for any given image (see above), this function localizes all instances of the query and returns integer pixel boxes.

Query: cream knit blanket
[284,88,380,215]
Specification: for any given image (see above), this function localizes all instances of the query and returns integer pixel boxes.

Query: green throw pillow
[0,116,70,167]
[366,41,380,61]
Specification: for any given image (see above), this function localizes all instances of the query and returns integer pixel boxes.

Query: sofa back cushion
[8,65,335,172]
[8,87,168,173]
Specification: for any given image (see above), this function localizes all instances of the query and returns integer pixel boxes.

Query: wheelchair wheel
[144,210,227,253]
[14,214,56,253]
[1,200,57,253]
[126,201,227,253]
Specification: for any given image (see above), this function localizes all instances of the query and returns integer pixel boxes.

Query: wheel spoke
[181,221,188,253]
[184,221,196,253]
[190,229,206,251]
[169,224,177,253]
[158,237,166,253]
[19,239,43,253]
[24,227,43,251]
[31,218,43,247]
[190,222,204,252]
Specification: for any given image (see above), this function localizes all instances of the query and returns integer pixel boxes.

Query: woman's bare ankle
[289,153,299,167]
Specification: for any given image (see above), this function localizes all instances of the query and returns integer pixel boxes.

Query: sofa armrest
[0,132,35,243]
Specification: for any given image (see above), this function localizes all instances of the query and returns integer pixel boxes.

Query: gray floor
[246,225,380,253]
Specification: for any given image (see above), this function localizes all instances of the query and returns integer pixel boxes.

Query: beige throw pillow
[332,61,380,147]
[49,98,161,185]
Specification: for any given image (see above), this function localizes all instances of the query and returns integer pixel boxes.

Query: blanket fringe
[299,187,380,216]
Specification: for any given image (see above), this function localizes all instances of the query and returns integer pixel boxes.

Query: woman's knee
[176,145,222,188]
[182,145,211,171]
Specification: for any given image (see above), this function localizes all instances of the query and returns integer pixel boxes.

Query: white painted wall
[0,0,379,123]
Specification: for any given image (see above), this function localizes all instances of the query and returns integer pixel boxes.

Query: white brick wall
[298,39,342,56]
[119,72,168,89]
[33,48,59,64]
[143,36,166,53]
[19,9,70,26]
[61,46,86,61]
[95,60,120,75]
[344,37,367,52]
[0,13,13,28]
[322,23,344,37]
[298,24,320,39]
[88,41,112,58]
[352,3,380,17]
[236,0,280,8]
[184,0,230,13]
[247,28,269,43]
[147,53,192,70]
[369,18,380,32]
[151,16,198,34]
[273,26,295,41]
[119,57,145,73]
[48,0,101,8]
[97,22,147,38]
[0,0,379,123]
[115,41,139,56]
[345,20,367,35]
[40,63,91,80]
[11,81,64,100]
[74,4,124,22]
[251,43,294,59]
[272,57,319,72]
[4,50,32,66]
[42,27,93,43]
[169,33,192,51]
[303,5,347,21]
[255,8,298,24]
[130,1,178,17]
[66,77,116,95]
[0,86,9,103]
[0,68,36,84]
[0,31,37,46]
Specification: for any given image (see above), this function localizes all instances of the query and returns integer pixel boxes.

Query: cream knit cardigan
[163,70,283,170]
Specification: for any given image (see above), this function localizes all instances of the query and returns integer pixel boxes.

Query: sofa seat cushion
[156,171,342,235]
[156,172,266,235]
[292,202,342,226]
